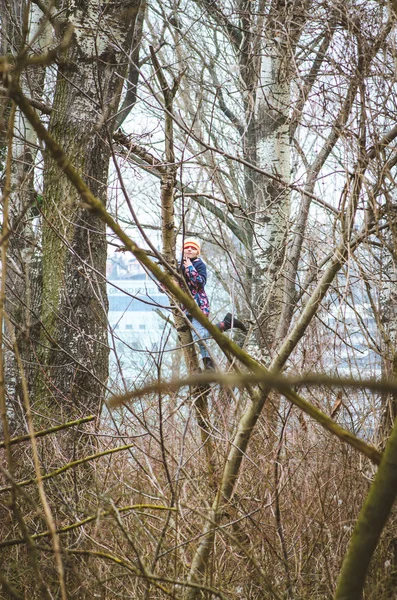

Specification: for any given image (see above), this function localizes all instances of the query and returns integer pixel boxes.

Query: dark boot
[202,357,215,370]
[219,312,247,333]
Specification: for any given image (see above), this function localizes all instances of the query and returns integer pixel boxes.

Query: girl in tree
[181,238,247,370]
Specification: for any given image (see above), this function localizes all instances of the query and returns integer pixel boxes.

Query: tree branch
[0,444,136,494]
[108,370,383,464]
[193,0,242,49]
[0,415,95,449]
[335,414,397,599]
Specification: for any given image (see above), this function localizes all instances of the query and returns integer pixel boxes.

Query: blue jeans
[191,318,211,359]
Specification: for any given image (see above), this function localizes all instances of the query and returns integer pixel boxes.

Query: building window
[126,324,133,330]
[139,324,146,330]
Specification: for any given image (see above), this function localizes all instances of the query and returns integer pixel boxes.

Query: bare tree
[3,1,397,599]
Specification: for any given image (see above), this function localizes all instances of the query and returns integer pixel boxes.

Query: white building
[107,253,171,385]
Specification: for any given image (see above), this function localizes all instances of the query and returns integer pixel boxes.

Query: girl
[181,238,247,369]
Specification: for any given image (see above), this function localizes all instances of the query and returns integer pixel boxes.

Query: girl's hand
[183,257,192,267]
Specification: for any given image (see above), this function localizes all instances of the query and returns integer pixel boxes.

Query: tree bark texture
[4,2,52,429]
[37,1,141,419]
[253,36,291,358]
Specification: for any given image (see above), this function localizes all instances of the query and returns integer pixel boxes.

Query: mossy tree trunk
[36,1,141,424]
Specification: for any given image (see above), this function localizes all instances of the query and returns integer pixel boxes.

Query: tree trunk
[253,39,291,359]
[4,2,52,430]
[36,1,140,424]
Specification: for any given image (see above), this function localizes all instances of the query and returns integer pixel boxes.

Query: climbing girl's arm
[183,259,207,288]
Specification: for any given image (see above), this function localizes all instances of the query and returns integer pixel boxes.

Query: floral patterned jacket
[181,257,210,316]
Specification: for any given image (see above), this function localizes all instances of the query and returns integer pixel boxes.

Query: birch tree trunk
[253,37,291,358]
[3,1,52,429]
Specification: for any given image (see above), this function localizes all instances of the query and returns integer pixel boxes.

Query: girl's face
[184,245,199,259]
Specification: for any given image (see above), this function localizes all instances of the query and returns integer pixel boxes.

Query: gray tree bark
[36,1,141,421]
[2,1,52,430]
